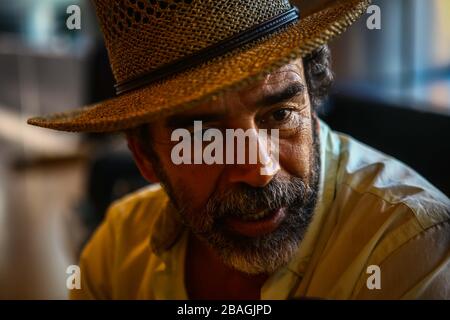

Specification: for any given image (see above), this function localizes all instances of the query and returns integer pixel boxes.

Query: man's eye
[272,109,292,122]
[259,107,302,136]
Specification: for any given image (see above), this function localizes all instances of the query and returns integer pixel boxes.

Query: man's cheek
[278,140,313,181]
[171,165,220,201]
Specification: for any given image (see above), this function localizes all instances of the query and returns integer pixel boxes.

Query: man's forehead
[256,58,304,90]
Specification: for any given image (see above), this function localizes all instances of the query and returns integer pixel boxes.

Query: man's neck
[185,232,269,300]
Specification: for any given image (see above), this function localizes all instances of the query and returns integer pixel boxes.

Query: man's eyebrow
[257,82,305,107]
[165,113,224,128]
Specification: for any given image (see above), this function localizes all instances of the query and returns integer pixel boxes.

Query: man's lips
[223,208,286,238]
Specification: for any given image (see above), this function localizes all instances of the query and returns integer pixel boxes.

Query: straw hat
[28,0,370,133]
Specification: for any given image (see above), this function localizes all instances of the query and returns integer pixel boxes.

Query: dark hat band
[115,6,300,96]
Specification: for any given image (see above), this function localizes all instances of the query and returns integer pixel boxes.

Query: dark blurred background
[0,0,448,299]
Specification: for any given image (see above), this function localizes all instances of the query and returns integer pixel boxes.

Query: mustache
[205,175,310,220]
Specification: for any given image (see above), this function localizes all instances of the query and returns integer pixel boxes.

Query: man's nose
[225,129,280,188]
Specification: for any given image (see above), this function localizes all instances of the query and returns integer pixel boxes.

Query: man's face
[135,58,320,274]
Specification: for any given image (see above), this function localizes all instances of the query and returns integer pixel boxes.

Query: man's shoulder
[333,130,450,229]
[308,127,450,298]
[105,184,169,235]
[73,184,170,299]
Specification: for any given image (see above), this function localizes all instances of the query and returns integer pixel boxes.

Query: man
[28,0,449,299]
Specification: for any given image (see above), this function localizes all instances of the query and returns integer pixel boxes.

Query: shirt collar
[284,119,340,274]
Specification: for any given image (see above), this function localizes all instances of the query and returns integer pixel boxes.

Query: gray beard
[200,182,319,274]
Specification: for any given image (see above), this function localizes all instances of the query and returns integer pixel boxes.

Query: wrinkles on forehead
[260,59,304,88]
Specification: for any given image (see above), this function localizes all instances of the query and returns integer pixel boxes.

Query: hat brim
[28,0,369,133]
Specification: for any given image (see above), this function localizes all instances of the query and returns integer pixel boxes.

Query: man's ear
[126,133,160,183]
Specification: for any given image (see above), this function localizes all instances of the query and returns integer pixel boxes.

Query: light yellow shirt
[70,121,450,300]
